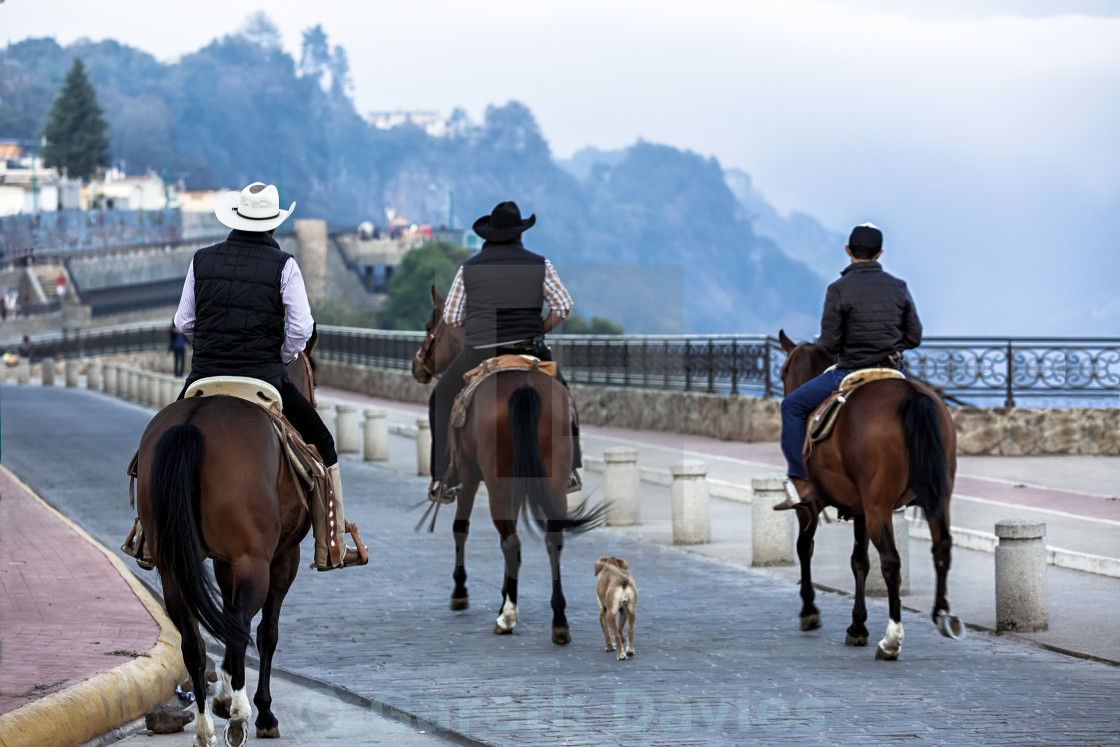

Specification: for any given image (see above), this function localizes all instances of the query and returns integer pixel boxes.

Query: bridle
[414,311,448,380]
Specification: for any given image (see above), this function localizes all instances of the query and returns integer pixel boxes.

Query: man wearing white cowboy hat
[122,182,367,571]
[427,200,583,503]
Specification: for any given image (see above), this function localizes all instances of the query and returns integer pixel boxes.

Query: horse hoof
[552,627,571,645]
[937,612,965,640]
[845,633,868,647]
[450,597,469,611]
[224,719,247,747]
[493,624,513,635]
[800,613,821,631]
[875,645,900,661]
[256,726,280,739]
[211,697,231,720]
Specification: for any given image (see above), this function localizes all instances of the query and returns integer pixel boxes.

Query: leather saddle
[803,367,906,458]
[451,354,558,429]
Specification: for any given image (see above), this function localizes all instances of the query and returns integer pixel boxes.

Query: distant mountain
[1,30,828,336]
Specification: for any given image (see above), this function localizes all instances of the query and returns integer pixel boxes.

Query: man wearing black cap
[774,222,923,510]
[428,201,581,503]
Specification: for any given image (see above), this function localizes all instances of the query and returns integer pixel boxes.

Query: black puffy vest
[189,230,291,384]
[461,240,546,347]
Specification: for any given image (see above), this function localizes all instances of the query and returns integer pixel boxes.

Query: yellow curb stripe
[0,466,186,747]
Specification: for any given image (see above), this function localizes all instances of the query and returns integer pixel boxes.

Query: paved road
[3,385,1120,745]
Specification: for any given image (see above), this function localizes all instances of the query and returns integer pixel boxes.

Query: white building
[365,110,450,138]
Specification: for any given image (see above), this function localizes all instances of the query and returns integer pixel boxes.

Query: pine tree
[40,58,111,181]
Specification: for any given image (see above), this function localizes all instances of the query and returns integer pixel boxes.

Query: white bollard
[416,418,432,477]
[163,377,179,408]
[867,507,910,596]
[17,359,30,385]
[604,447,640,526]
[750,477,796,566]
[86,360,100,390]
[41,359,55,386]
[65,360,79,388]
[103,363,117,395]
[319,402,336,440]
[363,410,389,462]
[126,369,139,402]
[671,461,710,545]
[336,405,360,454]
[995,519,1048,632]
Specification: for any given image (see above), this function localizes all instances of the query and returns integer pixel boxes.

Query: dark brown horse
[135,333,320,746]
[778,330,963,660]
[413,287,603,644]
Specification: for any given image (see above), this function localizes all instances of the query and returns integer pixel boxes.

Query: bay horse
[413,286,604,645]
[135,331,321,746]
[778,330,963,660]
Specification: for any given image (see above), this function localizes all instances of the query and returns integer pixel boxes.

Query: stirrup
[567,469,582,494]
[340,523,369,567]
[428,479,459,505]
[774,478,812,511]
[120,520,155,570]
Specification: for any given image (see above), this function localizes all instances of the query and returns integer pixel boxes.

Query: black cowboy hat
[472,201,536,241]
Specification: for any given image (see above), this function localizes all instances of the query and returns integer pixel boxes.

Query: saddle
[450,354,558,429]
[803,367,906,458]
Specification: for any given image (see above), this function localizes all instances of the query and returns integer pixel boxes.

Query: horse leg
[795,507,821,630]
[546,521,571,645]
[451,481,478,611]
[253,546,301,739]
[494,520,521,634]
[846,515,871,646]
[213,559,269,746]
[929,513,964,639]
[163,581,216,747]
[868,511,904,660]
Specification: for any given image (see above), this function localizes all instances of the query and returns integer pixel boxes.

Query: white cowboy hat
[214,182,296,232]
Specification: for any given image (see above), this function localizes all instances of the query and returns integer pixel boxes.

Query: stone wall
[314,360,1119,456]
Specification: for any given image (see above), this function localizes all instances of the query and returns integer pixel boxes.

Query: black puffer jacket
[818,261,922,370]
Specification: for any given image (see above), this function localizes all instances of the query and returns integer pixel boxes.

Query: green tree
[557,313,624,335]
[379,241,472,330]
[40,58,110,180]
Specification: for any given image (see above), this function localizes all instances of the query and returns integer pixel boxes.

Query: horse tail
[150,423,249,650]
[898,388,950,523]
[509,384,604,534]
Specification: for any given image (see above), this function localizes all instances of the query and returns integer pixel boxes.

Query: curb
[0,469,186,747]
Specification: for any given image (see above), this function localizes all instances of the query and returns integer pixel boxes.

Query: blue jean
[780,368,850,480]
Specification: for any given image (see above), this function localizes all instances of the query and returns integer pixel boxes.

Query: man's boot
[312,464,369,571]
[774,477,815,511]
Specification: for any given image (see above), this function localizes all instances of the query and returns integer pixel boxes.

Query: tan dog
[594,556,637,660]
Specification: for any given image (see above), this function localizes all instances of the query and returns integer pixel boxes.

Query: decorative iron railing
[5,324,1118,407]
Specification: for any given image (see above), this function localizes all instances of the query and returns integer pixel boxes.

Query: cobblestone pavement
[3,385,1119,746]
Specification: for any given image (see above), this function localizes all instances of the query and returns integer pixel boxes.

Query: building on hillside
[0,140,79,215]
[365,110,450,138]
[87,168,174,211]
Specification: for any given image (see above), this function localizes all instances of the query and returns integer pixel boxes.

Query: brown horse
[778,330,963,660]
[413,287,603,645]
[135,333,320,746]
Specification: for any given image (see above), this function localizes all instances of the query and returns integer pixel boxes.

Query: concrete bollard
[163,377,179,408]
[750,477,795,566]
[671,461,710,544]
[103,363,117,396]
[41,359,55,386]
[995,519,1048,632]
[86,360,100,390]
[126,369,139,402]
[416,418,432,477]
[363,410,389,462]
[65,360,79,388]
[604,447,640,526]
[17,359,30,385]
[319,402,336,440]
[867,507,910,596]
[336,405,360,454]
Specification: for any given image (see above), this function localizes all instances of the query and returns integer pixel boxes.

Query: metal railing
[5,324,1119,407]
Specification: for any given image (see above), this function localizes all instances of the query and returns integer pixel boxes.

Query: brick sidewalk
[0,467,160,716]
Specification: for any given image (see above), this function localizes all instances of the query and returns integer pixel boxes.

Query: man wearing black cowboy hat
[428,200,582,503]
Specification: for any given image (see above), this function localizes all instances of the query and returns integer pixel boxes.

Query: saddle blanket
[452,355,559,429]
[804,367,905,458]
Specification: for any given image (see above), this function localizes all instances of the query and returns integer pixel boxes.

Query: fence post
[335,405,360,454]
[671,461,710,544]
[730,340,739,395]
[995,519,1047,632]
[363,410,389,461]
[604,447,640,526]
[866,507,910,596]
[1004,340,1015,408]
[416,418,432,477]
[684,340,692,392]
[750,477,795,566]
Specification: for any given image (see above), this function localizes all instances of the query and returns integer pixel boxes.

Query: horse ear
[594,559,605,576]
[431,284,445,310]
[779,329,797,353]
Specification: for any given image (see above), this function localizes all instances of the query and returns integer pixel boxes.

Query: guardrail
[5,324,1118,407]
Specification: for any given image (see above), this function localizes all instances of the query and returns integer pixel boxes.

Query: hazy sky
[5,0,1120,335]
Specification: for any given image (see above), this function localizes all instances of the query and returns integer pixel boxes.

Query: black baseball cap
[849,223,882,251]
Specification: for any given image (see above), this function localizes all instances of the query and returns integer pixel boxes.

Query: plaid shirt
[444,259,572,328]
